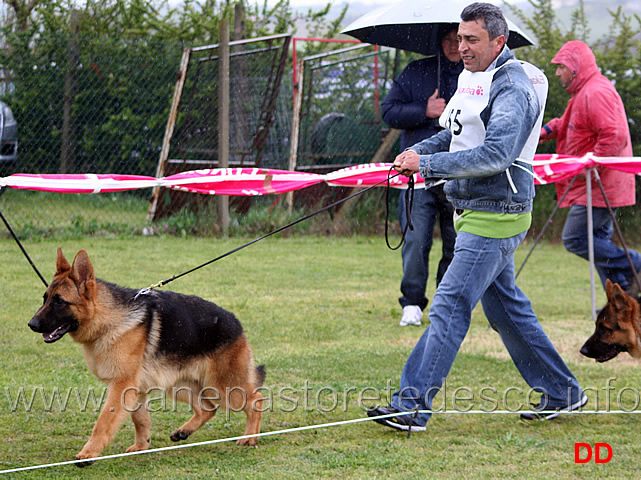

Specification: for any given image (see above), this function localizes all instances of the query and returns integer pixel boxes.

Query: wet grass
[1,235,640,479]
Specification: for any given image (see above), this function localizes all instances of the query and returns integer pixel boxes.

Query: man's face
[457,19,505,72]
[441,29,461,63]
[555,63,574,89]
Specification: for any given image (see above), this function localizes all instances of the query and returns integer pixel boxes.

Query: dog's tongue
[43,324,70,343]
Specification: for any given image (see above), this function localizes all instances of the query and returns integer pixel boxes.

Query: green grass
[0,187,395,240]
[1,235,640,479]
[0,190,150,238]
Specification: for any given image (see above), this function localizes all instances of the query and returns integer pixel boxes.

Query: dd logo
[575,443,613,464]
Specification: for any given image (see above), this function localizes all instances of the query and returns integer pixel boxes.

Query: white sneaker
[400,305,423,326]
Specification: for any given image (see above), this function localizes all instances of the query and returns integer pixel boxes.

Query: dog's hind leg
[169,385,218,442]
[126,393,152,453]
[236,388,263,446]
[216,337,265,446]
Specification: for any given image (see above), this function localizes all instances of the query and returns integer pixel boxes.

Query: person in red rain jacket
[539,40,641,295]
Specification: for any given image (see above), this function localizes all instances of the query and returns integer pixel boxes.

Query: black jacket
[382,52,463,150]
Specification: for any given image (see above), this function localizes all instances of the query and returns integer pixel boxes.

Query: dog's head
[28,248,97,343]
[580,279,641,362]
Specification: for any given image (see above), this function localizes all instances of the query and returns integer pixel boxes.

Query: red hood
[551,40,600,94]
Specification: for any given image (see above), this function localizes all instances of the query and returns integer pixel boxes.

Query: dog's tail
[255,364,266,387]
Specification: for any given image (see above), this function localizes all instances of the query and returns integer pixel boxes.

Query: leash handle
[385,166,415,251]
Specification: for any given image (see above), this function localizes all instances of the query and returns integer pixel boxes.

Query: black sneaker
[520,393,588,421]
[366,405,426,432]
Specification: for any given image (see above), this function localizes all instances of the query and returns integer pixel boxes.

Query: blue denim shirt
[409,47,540,214]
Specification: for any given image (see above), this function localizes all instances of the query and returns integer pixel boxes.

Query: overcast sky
[260,0,574,8]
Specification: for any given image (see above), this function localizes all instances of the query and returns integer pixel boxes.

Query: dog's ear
[605,279,614,298]
[608,281,633,313]
[70,250,96,298]
[56,247,71,274]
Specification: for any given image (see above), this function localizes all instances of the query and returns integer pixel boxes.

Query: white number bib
[440,67,495,152]
[439,60,548,162]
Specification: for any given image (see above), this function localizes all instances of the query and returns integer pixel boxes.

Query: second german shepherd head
[28,247,96,343]
[580,279,641,362]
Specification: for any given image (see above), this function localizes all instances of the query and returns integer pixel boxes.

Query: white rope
[2,408,640,474]
[0,411,406,474]
[511,161,547,185]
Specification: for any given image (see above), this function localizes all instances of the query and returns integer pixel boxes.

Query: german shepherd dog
[580,279,641,362]
[28,248,265,465]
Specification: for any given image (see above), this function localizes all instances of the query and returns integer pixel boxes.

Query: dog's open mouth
[596,345,626,363]
[596,350,619,363]
[43,324,73,343]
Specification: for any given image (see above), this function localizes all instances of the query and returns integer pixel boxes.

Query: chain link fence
[289,43,392,214]
[0,32,395,238]
[295,44,391,170]
[0,33,183,236]
[150,34,294,222]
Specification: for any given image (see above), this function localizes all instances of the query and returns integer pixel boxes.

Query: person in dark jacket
[381,25,463,326]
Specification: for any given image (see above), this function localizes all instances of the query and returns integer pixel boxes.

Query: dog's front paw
[236,436,258,447]
[170,429,191,442]
[73,453,96,468]
[126,439,150,453]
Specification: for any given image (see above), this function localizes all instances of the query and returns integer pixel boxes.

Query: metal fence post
[218,19,230,235]
[586,167,596,321]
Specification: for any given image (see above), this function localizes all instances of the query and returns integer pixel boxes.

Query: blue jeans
[398,185,456,310]
[562,205,641,291]
[391,231,584,426]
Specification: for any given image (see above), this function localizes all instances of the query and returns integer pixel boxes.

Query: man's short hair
[460,2,509,41]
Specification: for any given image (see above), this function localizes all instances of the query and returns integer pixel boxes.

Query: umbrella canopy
[341,0,534,56]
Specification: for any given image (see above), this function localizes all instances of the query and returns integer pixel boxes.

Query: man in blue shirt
[368,2,586,431]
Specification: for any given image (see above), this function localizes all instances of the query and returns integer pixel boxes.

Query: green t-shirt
[454,210,531,238]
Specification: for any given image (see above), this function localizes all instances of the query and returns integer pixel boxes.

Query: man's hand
[426,89,446,119]
[538,126,551,144]
[393,150,420,176]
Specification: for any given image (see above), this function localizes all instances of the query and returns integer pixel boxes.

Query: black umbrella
[342,0,534,56]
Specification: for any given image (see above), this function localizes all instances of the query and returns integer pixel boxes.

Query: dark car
[0,101,18,174]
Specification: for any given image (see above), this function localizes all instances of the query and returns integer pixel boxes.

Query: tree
[507,0,641,154]
[593,7,641,156]
[4,0,41,31]
[507,0,591,155]
[0,0,343,175]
